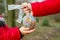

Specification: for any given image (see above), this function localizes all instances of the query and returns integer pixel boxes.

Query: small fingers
[24,29,35,34]
[21,3,31,14]
[27,3,32,10]
[24,27,29,31]
[21,2,28,9]
[22,8,31,14]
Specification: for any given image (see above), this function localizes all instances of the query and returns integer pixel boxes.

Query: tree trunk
[7,0,16,27]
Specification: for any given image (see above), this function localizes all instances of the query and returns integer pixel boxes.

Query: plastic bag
[23,13,36,27]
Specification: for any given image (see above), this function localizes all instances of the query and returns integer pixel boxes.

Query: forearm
[31,0,60,17]
[5,27,21,40]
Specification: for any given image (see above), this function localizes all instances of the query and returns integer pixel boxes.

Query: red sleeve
[31,0,60,17]
[5,27,21,40]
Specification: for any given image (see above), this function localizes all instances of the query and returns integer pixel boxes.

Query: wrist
[28,3,33,16]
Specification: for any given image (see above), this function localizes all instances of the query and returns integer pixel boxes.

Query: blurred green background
[0,0,60,40]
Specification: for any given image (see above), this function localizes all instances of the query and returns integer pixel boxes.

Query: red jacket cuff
[31,2,40,17]
[11,27,20,40]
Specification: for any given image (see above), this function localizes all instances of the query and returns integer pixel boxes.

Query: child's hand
[20,3,36,35]
[21,3,32,14]
[19,26,35,35]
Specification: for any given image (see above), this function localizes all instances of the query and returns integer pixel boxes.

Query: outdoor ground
[21,18,60,40]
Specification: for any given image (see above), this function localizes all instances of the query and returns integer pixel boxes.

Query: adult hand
[19,26,35,35]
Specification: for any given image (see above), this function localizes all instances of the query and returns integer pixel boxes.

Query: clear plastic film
[8,5,24,23]
[8,3,36,28]
[23,13,36,27]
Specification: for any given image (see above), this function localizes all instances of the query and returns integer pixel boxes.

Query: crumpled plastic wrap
[23,13,36,27]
